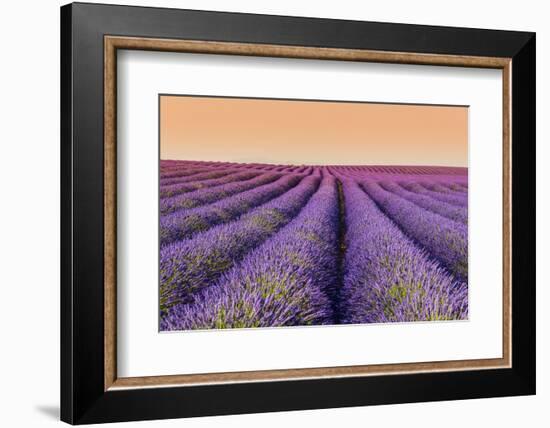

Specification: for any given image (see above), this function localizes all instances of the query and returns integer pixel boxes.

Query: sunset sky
[160,95,468,167]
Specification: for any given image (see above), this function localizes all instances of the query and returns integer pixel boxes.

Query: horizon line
[160,159,468,169]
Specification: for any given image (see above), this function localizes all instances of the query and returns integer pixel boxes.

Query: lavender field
[159,160,468,331]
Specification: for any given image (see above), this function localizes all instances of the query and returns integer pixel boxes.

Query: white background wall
[0,0,546,426]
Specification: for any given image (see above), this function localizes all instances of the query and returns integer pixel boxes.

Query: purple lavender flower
[379,181,467,224]
[158,161,469,330]
[159,175,320,312]
[160,170,260,198]
[361,180,468,282]
[160,174,303,245]
[400,181,467,207]
[160,172,285,214]
[161,176,339,330]
[340,179,467,323]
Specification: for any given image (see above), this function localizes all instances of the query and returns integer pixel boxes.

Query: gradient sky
[160,95,468,166]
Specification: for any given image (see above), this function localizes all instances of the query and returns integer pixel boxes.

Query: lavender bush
[160,174,303,245]
[159,175,320,312]
[361,181,468,282]
[340,179,467,323]
[400,181,467,207]
[162,176,339,330]
[158,161,469,330]
[379,181,468,224]
[160,172,285,214]
[160,170,260,198]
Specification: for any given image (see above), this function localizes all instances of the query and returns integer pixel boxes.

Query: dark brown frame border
[62,3,535,424]
[104,36,512,391]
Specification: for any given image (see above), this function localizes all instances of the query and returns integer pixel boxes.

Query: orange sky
[160,95,468,167]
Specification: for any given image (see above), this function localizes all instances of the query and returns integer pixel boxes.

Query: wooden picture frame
[61,2,535,424]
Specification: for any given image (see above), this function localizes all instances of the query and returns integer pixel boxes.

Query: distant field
[159,160,468,331]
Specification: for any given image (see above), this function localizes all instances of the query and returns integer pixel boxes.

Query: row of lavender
[159,160,468,330]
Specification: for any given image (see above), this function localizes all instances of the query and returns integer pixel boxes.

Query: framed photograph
[60,2,536,424]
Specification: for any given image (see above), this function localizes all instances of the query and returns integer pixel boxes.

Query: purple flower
[161,176,340,330]
[338,179,467,323]
[159,175,320,312]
